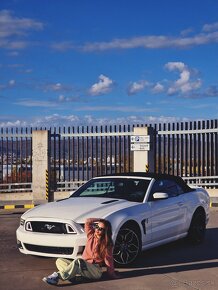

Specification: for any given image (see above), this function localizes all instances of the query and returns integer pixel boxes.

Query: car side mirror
[153,192,169,200]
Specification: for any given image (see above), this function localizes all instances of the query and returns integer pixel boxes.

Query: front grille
[30,221,67,234]
[24,243,74,255]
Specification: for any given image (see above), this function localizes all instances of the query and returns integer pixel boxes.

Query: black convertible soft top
[103,172,195,193]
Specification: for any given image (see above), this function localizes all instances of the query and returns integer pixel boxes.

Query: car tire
[187,210,206,244]
[113,226,141,266]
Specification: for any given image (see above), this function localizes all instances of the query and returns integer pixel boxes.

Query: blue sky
[0,0,218,127]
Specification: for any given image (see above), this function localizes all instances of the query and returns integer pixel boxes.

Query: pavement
[1,207,218,290]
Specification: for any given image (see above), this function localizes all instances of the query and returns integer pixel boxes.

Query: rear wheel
[113,227,141,266]
[187,211,206,244]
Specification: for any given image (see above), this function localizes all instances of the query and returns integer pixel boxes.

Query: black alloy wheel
[113,227,141,266]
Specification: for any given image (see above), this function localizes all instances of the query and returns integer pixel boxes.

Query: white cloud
[41,82,73,93]
[152,82,165,94]
[202,22,218,32]
[0,113,191,128]
[89,74,114,96]
[75,105,155,113]
[0,10,43,50]
[165,62,202,95]
[15,98,58,107]
[58,94,81,102]
[0,10,43,38]
[9,79,15,86]
[52,22,218,52]
[127,80,149,95]
[0,79,16,90]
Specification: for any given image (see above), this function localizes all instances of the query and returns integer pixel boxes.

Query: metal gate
[154,119,218,187]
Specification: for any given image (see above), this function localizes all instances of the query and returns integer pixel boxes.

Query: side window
[148,179,185,201]
[148,179,167,201]
[164,180,184,198]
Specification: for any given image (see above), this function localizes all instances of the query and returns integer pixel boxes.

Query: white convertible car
[16,173,210,266]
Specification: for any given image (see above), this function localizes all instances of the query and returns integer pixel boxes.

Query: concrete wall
[133,127,154,172]
[32,130,50,203]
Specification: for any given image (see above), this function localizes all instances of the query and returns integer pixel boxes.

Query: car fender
[103,203,149,243]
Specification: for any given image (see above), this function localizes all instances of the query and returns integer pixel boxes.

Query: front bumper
[16,226,87,259]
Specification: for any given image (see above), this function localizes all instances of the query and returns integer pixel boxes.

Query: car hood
[22,197,136,223]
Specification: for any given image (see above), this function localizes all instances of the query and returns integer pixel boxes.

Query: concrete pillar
[32,130,50,203]
[133,127,154,172]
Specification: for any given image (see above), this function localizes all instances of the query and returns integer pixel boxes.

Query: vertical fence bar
[202,121,206,176]
[20,127,23,182]
[184,122,188,177]
[118,125,122,173]
[95,126,98,177]
[210,120,214,177]
[53,127,57,186]
[109,125,113,174]
[6,127,9,183]
[76,126,79,181]
[180,122,184,176]
[167,123,171,174]
[58,127,61,182]
[15,127,18,183]
[87,126,95,179]
[30,127,32,183]
[127,124,131,172]
[158,123,161,173]
[197,121,201,176]
[176,122,180,176]
[10,128,13,183]
[189,121,193,178]
[215,119,218,176]
[114,125,117,173]
[67,127,71,182]
[172,123,175,175]
[72,126,75,181]
[105,126,108,175]
[206,120,210,177]
[163,123,166,173]
[85,126,88,179]
[81,126,84,180]
[25,127,28,182]
[63,127,66,182]
[193,121,197,177]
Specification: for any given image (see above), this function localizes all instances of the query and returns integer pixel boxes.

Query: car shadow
[134,227,218,268]
[56,228,218,287]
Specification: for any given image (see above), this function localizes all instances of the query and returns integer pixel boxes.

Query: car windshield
[71,178,151,202]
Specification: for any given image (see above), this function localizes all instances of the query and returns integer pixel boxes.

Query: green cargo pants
[56,258,103,281]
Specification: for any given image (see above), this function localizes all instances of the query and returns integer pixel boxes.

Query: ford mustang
[16,172,210,266]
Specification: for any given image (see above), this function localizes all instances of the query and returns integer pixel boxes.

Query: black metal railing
[0,119,218,192]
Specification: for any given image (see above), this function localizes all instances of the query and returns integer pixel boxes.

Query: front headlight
[20,218,25,226]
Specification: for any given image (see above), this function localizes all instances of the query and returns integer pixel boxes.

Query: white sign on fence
[130,135,150,143]
[131,143,150,151]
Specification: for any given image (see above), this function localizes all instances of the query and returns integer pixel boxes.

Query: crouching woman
[43,218,119,285]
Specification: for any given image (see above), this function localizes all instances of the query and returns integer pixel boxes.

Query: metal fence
[154,119,218,177]
[50,125,133,186]
[0,127,32,189]
[0,119,218,192]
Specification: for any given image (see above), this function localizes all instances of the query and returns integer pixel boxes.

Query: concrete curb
[210,202,218,207]
[0,204,36,210]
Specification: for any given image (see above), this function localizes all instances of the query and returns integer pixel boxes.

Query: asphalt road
[0,208,218,290]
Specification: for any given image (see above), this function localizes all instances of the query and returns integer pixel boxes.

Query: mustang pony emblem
[44,224,56,230]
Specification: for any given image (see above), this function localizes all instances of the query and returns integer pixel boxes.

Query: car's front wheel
[113,227,141,266]
[187,210,206,244]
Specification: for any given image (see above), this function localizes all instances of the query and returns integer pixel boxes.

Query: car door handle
[177,202,184,206]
